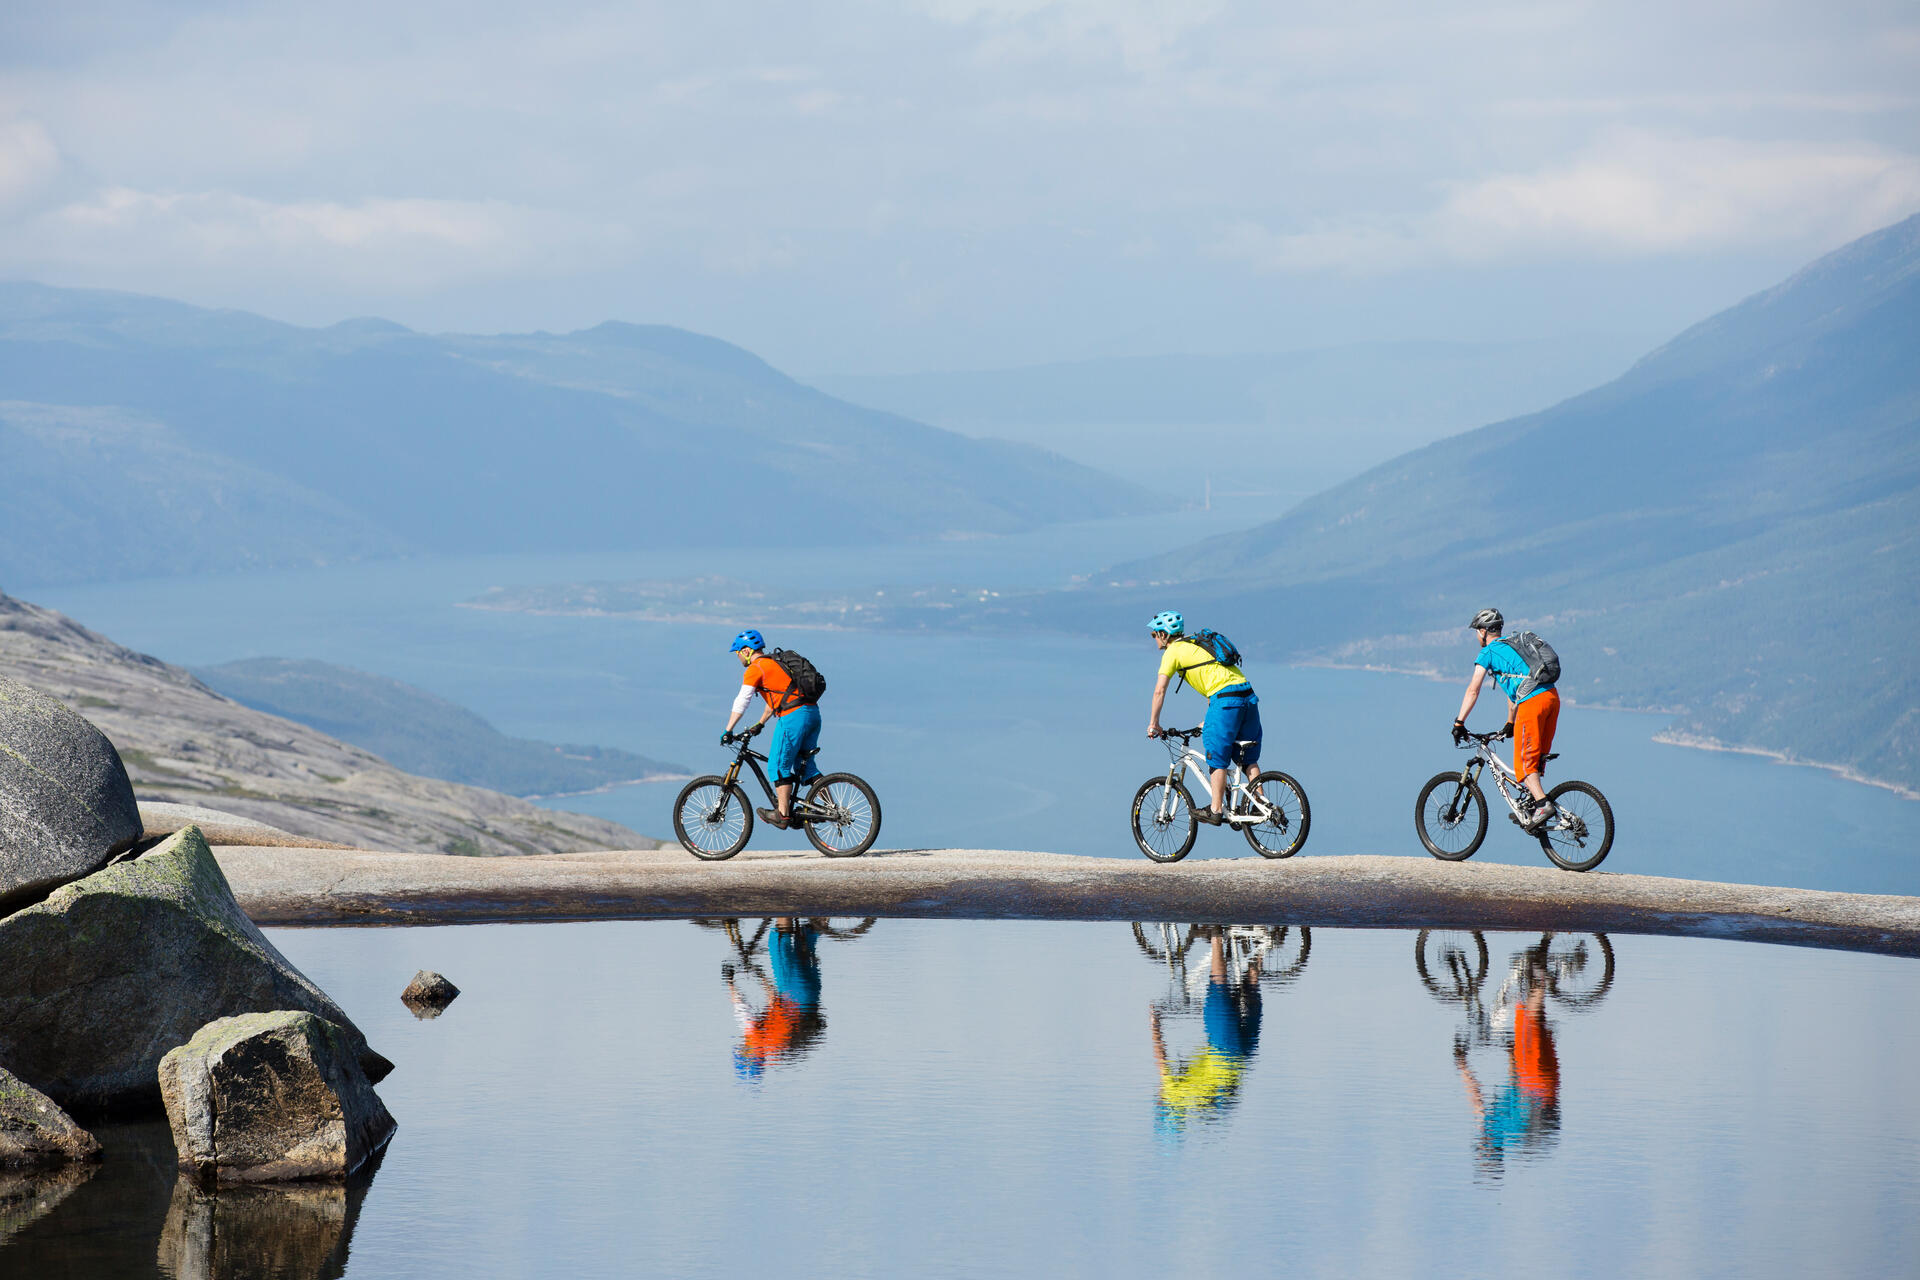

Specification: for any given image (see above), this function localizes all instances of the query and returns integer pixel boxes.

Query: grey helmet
[1468,608,1504,633]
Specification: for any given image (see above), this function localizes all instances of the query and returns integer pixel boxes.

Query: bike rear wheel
[1416,772,1488,860]
[1542,931,1616,1003]
[673,776,754,860]
[1131,777,1198,862]
[1539,780,1613,871]
[802,773,882,857]
[1242,771,1310,858]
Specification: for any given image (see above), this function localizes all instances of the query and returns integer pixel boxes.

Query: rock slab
[0,674,141,913]
[0,826,391,1113]
[0,1067,101,1170]
[160,1011,396,1184]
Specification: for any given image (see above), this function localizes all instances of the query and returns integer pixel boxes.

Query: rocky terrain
[0,590,656,854]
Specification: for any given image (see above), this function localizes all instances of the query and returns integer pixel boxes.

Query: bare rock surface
[0,589,657,855]
[140,801,355,849]
[0,1067,102,1170]
[211,844,1920,957]
[160,1011,396,1185]
[0,673,141,912]
[0,827,389,1113]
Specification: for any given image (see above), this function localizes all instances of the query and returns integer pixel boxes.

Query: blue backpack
[1173,629,1241,691]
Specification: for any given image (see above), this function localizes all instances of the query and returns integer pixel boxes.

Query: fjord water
[31,506,1917,892]
[7,921,1916,1277]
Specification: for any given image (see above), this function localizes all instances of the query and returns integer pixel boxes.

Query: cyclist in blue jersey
[1453,608,1562,828]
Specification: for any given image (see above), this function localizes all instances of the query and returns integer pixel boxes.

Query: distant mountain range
[1081,213,1920,795]
[811,336,1653,502]
[193,657,684,798]
[0,286,1152,587]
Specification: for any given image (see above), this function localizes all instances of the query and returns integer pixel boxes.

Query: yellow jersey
[1160,639,1250,698]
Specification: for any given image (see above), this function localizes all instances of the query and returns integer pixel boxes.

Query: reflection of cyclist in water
[1454,953,1560,1174]
[726,918,827,1076]
[1149,931,1262,1135]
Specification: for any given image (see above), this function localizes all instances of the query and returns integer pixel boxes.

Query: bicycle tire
[1542,931,1616,1005]
[1242,771,1310,858]
[812,917,878,939]
[1539,780,1613,872]
[673,776,753,860]
[1415,929,1489,1001]
[1131,921,1197,962]
[1416,772,1487,860]
[1254,925,1312,985]
[1131,777,1198,862]
[802,773,882,857]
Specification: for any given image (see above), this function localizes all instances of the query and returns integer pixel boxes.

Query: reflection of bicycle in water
[1131,727,1310,862]
[1135,923,1310,1136]
[1413,929,1615,1176]
[692,917,877,1076]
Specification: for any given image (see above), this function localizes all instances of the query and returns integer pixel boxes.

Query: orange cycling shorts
[1512,688,1560,781]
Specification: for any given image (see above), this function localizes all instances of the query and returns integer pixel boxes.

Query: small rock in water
[400,971,459,1015]
[0,1067,102,1170]
[159,1011,396,1185]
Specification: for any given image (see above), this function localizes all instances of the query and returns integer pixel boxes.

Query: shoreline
[214,844,1920,958]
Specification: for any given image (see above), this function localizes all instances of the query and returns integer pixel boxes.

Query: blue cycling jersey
[1477,641,1552,705]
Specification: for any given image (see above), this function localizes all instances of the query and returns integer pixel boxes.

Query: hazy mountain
[810,336,1654,503]
[1082,213,1920,793]
[0,590,658,853]
[194,657,684,797]
[0,285,1152,587]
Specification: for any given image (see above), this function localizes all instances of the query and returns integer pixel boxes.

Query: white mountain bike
[1130,726,1310,862]
[1415,729,1614,872]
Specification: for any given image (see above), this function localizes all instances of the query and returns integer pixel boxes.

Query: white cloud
[0,116,60,212]
[1218,133,1920,273]
[6,187,624,292]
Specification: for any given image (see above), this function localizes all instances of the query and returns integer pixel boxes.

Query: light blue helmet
[729,629,765,653]
[1149,610,1184,637]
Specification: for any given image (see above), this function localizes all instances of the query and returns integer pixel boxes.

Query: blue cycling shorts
[768,704,823,786]
[1201,686,1261,772]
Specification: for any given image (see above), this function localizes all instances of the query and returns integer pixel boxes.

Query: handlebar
[1155,727,1202,742]
[1456,729,1506,747]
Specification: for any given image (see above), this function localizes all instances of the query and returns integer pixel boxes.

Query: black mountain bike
[1415,729,1614,871]
[672,722,881,860]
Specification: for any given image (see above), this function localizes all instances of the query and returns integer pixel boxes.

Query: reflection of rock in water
[0,1120,180,1274]
[159,1175,368,1280]
[0,1163,97,1247]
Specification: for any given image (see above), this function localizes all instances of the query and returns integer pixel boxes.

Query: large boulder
[0,826,391,1114]
[160,1012,396,1184]
[0,675,141,913]
[0,1067,101,1170]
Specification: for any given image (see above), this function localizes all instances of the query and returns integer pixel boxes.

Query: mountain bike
[1132,922,1312,992]
[1131,727,1309,862]
[672,722,881,859]
[1414,928,1615,1053]
[1414,730,1613,871]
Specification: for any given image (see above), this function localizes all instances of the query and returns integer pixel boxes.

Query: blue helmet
[729,629,765,653]
[1149,610,1184,637]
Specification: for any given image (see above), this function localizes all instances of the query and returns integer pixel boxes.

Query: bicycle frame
[1452,740,1533,820]
[718,739,827,820]
[1153,732,1271,825]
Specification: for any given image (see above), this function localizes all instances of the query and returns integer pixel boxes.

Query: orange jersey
[741,996,803,1062]
[742,655,804,717]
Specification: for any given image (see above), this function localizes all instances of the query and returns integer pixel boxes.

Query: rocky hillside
[0,591,657,854]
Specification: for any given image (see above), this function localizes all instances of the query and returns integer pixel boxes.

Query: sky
[2,0,1917,373]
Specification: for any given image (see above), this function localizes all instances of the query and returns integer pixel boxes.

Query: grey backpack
[1504,631,1561,700]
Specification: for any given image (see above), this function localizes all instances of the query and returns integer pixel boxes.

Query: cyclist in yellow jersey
[1146,610,1261,825]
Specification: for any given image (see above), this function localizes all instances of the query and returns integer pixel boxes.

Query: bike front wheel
[673,776,754,860]
[1539,781,1614,872]
[1416,772,1488,860]
[1415,929,1489,1000]
[1131,777,1198,862]
[1243,771,1310,858]
[802,773,882,857]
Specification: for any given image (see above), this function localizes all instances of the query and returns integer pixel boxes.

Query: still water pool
[7,920,1917,1278]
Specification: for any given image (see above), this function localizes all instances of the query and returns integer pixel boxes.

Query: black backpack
[1503,631,1561,700]
[765,648,826,712]
[1174,629,1241,691]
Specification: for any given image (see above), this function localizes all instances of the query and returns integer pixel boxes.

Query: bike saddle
[1236,739,1258,746]
[1545,753,1560,761]
[799,747,821,759]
